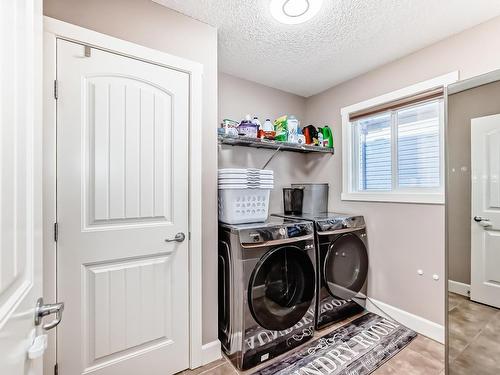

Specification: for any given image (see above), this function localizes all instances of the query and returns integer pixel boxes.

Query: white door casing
[56,38,192,375]
[471,114,500,308]
[0,0,43,374]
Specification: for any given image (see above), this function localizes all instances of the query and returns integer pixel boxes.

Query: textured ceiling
[153,0,500,97]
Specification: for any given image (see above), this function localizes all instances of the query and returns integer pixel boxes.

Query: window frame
[341,72,459,205]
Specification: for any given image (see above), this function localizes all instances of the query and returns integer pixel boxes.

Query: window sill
[341,192,444,205]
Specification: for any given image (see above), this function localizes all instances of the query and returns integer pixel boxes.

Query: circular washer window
[248,246,315,331]
[324,233,368,300]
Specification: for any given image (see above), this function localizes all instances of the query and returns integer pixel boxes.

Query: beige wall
[43,0,219,344]
[304,15,500,325]
[448,80,500,285]
[219,73,324,213]
[44,0,500,342]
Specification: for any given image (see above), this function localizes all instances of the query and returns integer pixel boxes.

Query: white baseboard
[448,280,470,297]
[366,298,444,344]
[201,339,222,365]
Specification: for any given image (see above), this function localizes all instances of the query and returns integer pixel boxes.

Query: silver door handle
[474,216,490,222]
[165,232,186,243]
[474,216,493,227]
[34,298,64,331]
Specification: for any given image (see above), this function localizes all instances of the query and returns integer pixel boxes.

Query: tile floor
[448,292,500,375]
[178,312,445,375]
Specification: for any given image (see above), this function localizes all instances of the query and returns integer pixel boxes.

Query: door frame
[43,16,205,373]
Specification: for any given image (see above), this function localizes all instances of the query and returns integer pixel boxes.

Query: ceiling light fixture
[270,0,323,25]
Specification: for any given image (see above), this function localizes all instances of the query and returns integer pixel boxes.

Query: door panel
[471,114,500,308]
[84,255,172,365]
[57,40,189,375]
[484,231,500,286]
[85,76,173,227]
[0,0,43,374]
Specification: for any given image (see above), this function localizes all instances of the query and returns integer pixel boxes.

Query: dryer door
[248,246,315,331]
[324,233,368,300]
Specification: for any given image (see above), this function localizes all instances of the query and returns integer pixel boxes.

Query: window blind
[349,87,443,122]
[397,101,440,188]
[354,99,442,192]
[357,114,392,191]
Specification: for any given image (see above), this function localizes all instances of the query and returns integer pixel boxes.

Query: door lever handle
[474,216,490,222]
[34,298,64,331]
[474,216,492,227]
[165,232,186,243]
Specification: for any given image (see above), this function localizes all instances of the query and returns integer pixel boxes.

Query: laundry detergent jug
[321,126,333,148]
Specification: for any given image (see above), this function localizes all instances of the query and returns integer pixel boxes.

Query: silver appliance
[273,212,368,330]
[218,217,317,369]
[291,183,328,214]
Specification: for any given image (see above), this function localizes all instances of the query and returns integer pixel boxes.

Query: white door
[56,40,190,375]
[471,114,500,308]
[0,0,44,374]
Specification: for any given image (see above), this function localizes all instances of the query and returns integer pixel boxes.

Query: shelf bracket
[261,145,282,170]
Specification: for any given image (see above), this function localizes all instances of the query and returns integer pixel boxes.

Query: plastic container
[291,183,328,214]
[218,168,273,224]
[252,117,262,129]
[218,176,274,182]
[322,126,333,148]
[274,115,288,142]
[238,122,259,138]
[219,181,274,188]
[218,188,271,224]
[287,115,299,143]
[221,119,239,136]
[218,168,273,177]
[263,119,274,132]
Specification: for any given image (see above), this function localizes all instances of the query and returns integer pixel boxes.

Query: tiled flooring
[448,292,500,375]
[178,312,444,375]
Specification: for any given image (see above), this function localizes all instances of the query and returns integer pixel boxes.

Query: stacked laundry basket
[217,168,274,224]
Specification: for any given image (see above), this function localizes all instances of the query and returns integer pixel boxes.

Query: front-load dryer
[218,217,316,370]
[273,212,369,330]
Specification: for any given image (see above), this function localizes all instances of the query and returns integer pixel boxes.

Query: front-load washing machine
[218,217,316,370]
[273,213,369,330]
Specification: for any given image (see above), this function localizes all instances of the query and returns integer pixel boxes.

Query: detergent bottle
[322,126,333,148]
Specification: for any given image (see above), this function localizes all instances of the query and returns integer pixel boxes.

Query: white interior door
[56,40,190,375]
[471,114,500,308]
[0,0,43,374]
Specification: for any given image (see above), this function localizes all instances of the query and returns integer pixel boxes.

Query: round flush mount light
[270,0,323,25]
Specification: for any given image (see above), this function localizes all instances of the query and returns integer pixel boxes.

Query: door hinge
[189,232,191,240]
[54,222,58,242]
[84,45,92,57]
[54,363,58,375]
[54,80,58,100]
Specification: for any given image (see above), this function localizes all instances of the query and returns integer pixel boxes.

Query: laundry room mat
[253,312,416,375]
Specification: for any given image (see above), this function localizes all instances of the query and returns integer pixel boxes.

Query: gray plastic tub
[291,183,329,214]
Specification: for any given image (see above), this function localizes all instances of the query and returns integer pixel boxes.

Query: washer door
[248,246,315,331]
[324,233,368,300]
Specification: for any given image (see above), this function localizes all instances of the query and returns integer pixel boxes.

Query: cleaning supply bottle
[252,116,262,129]
[274,115,288,142]
[322,126,333,148]
[263,118,274,132]
[287,115,299,143]
[317,127,324,147]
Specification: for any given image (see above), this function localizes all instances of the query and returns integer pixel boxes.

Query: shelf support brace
[261,145,282,170]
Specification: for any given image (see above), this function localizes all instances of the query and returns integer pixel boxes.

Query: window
[341,73,458,204]
[354,100,442,191]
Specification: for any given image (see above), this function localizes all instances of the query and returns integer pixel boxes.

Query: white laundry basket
[218,168,274,224]
[218,187,271,224]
